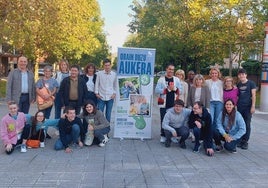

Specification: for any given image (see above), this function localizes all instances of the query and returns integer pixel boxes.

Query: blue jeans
[54,92,62,119]
[54,124,80,150]
[97,98,114,122]
[164,126,189,142]
[19,94,30,114]
[214,129,240,151]
[237,105,252,142]
[94,127,110,142]
[41,106,52,119]
[210,101,223,131]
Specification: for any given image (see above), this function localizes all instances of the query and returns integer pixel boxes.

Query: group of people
[1,56,116,154]
[156,64,256,156]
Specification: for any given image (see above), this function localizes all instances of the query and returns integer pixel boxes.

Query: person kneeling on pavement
[54,106,85,153]
[214,99,246,153]
[79,100,110,147]
[162,99,191,148]
[188,101,214,156]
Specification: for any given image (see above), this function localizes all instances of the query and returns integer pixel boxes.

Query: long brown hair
[222,99,236,131]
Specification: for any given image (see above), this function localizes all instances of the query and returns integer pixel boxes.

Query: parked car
[155,71,166,77]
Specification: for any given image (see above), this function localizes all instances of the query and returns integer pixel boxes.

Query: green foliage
[0,79,6,99]
[126,0,267,73]
[241,60,262,75]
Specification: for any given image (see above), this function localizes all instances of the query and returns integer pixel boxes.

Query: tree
[125,0,267,75]
[0,0,108,79]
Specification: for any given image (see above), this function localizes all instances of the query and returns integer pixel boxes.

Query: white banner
[114,47,156,139]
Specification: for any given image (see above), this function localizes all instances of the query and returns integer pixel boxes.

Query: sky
[98,0,134,54]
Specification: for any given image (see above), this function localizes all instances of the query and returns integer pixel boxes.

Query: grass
[0,79,7,99]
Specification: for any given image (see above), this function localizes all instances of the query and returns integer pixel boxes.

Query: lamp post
[260,21,268,112]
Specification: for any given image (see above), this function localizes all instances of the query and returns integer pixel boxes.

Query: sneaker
[160,136,166,143]
[215,144,223,152]
[241,142,248,150]
[179,141,186,149]
[46,133,52,139]
[193,143,201,153]
[99,140,106,147]
[171,137,178,143]
[230,149,237,153]
[21,144,27,153]
[165,140,171,148]
[237,142,242,148]
[40,142,45,148]
[103,134,109,144]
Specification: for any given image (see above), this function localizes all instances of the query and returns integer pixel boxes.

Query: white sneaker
[99,140,106,147]
[21,144,27,153]
[40,142,45,148]
[160,136,166,143]
[103,134,109,144]
[171,137,179,143]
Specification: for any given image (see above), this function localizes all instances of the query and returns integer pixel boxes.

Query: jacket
[81,110,110,132]
[0,112,26,145]
[58,117,85,148]
[6,69,35,104]
[188,108,213,148]
[59,76,88,107]
[188,85,210,108]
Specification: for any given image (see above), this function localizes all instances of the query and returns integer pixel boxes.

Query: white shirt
[86,75,95,92]
[95,70,116,101]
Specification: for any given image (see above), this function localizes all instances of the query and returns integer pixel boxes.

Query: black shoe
[215,144,223,152]
[230,149,237,153]
[46,133,52,139]
[241,142,248,150]
[237,142,242,148]
[165,140,171,148]
[180,141,186,149]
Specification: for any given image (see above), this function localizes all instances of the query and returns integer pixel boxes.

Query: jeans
[19,94,30,114]
[54,92,62,119]
[97,98,114,122]
[214,129,240,151]
[87,91,98,106]
[54,124,80,150]
[164,126,189,142]
[160,108,167,137]
[237,105,252,142]
[210,101,223,131]
[68,100,81,115]
[41,106,52,119]
[94,127,110,142]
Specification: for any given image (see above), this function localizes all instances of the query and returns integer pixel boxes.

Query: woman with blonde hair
[175,69,188,107]
[205,67,223,132]
[188,74,210,109]
[223,76,238,106]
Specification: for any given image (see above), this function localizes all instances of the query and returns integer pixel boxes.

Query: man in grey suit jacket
[6,56,35,113]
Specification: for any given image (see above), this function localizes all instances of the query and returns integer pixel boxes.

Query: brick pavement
[0,100,268,188]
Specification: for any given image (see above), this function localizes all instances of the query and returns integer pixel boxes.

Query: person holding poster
[162,99,191,148]
[95,59,117,122]
[155,64,182,143]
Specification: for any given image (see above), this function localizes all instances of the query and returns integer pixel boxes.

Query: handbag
[26,128,42,148]
[37,80,55,110]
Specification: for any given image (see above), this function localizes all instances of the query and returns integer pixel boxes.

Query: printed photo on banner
[129,94,151,117]
[118,77,140,100]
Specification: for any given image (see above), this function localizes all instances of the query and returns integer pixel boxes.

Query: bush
[0,79,6,99]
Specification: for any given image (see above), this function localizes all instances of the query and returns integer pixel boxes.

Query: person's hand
[65,147,72,153]
[172,131,177,137]
[224,135,233,143]
[5,144,13,152]
[111,94,116,99]
[95,94,102,99]
[78,141,83,147]
[195,121,202,129]
[207,148,214,156]
[61,113,66,119]
[250,106,255,114]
